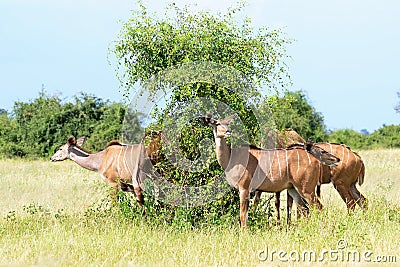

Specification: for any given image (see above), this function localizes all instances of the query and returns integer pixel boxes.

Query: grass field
[1,149,400,266]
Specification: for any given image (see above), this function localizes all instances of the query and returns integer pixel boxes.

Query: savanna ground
[1,150,400,266]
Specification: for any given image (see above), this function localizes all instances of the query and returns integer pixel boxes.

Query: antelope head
[204,113,237,138]
[305,138,340,167]
[50,136,86,162]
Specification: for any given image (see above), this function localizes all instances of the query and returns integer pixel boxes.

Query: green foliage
[329,124,400,150]
[114,1,291,95]
[0,113,26,157]
[0,91,141,158]
[265,90,328,142]
[368,124,400,148]
[328,129,368,150]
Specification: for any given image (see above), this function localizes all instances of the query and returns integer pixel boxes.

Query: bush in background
[0,90,142,158]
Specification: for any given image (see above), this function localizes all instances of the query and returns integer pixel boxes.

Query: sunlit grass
[0,159,104,217]
[0,150,399,266]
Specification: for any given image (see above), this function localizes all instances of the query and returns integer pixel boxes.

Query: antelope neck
[69,146,89,157]
[214,136,231,170]
[69,146,101,172]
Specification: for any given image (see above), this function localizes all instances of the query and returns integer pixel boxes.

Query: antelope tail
[358,161,365,186]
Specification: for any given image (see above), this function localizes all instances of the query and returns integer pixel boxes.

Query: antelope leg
[239,188,250,232]
[275,192,281,225]
[287,190,293,225]
[333,180,357,211]
[253,190,262,211]
[287,188,309,217]
[350,183,368,210]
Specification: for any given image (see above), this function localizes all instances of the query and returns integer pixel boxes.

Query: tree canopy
[265,90,328,142]
[114,2,291,97]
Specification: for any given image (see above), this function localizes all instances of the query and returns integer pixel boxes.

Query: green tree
[113,2,291,226]
[368,124,400,148]
[0,91,142,158]
[265,90,328,142]
[0,112,24,157]
[12,90,63,157]
[114,2,290,95]
[328,125,400,150]
[328,129,367,150]
[84,103,131,150]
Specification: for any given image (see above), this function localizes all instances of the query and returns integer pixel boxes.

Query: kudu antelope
[204,113,340,231]
[254,131,367,224]
[50,136,147,210]
[312,142,367,210]
[253,128,306,223]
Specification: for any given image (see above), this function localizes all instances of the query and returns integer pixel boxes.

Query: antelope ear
[203,113,215,125]
[76,136,86,147]
[67,136,76,146]
[224,114,237,124]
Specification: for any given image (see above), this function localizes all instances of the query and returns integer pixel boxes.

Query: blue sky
[1,0,399,133]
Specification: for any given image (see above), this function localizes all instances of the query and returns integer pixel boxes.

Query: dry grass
[0,150,399,266]
[0,159,104,216]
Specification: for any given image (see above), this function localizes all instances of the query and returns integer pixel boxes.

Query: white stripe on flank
[130,145,134,175]
[297,150,300,176]
[117,146,123,176]
[270,151,274,179]
[329,143,333,153]
[286,150,289,175]
[277,151,282,178]
[306,151,311,165]
[130,146,134,176]
[123,146,132,177]
[122,146,127,175]
[345,147,350,165]
[268,151,272,179]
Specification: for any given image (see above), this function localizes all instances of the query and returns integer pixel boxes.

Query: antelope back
[100,143,144,186]
[286,148,323,182]
[315,143,363,185]
[249,147,323,192]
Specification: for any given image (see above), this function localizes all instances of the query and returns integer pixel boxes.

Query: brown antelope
[254,132,367,224]
[312,142,367,210]
[50,136,147,210]
[204,113,340,231]
[253,129,306,223]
